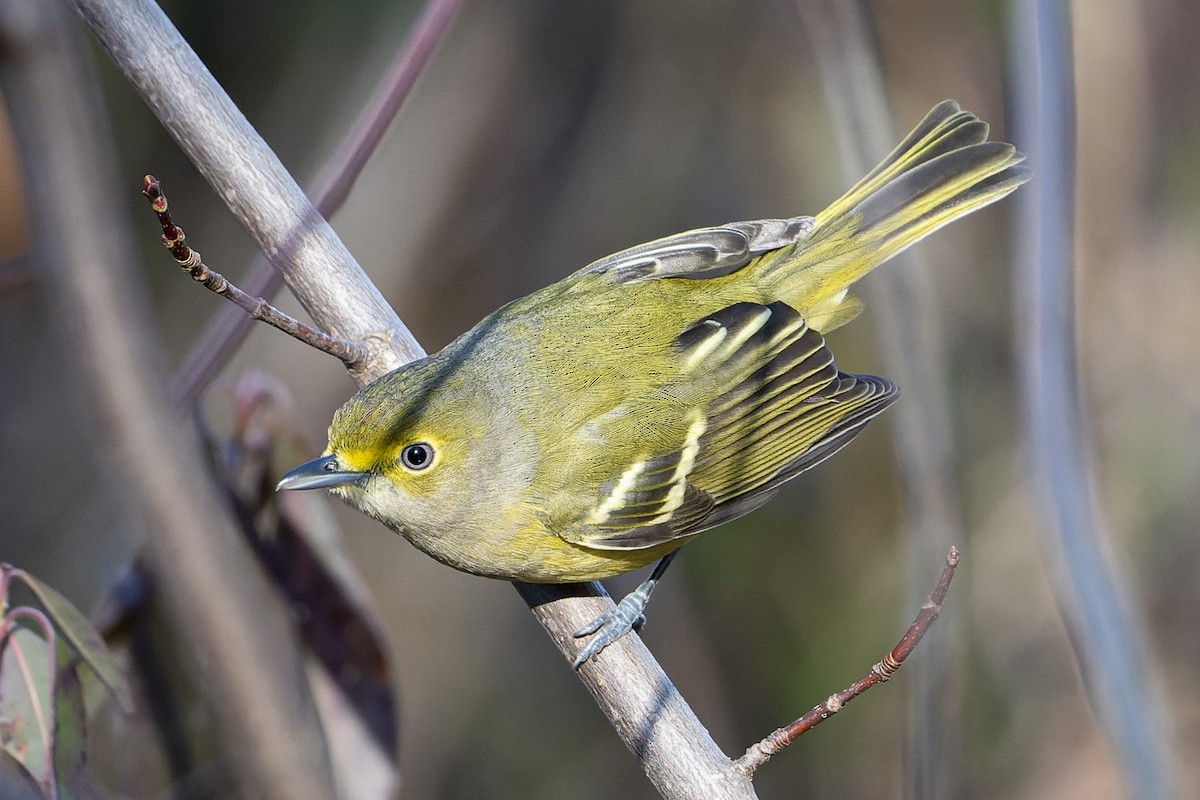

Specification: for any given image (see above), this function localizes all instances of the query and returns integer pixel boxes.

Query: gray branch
[0,0,337,796]
[72,0,422,385]
[64,0,759,796]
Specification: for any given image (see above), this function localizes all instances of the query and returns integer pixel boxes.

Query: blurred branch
[141,175,366,366]
[795,1,966,796]
[168,0,464,408]
[67,0,757,795]
[0,0,337,797]
[70,0,421,385]
[1010,2,1173,797]
[0,255,34,296]
[737,547,959,776]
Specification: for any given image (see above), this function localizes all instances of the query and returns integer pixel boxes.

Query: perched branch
[71,0,422,387]
[69,3,749,797]
[736,547,961,777]
[140,176,365,367]
[168,0,463,408]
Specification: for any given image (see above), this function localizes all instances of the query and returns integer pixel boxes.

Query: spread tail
[761,100,1031,332]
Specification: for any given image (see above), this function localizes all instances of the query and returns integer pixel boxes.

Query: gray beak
[277,454,368,491]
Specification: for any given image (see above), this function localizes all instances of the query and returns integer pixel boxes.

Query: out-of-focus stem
[168,0,464,407]
[794,2,966,796]
[66,1,749,795]
[1010,1,1173,797]
[0,1,337,796]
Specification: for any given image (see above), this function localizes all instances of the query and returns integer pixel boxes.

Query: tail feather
[852,139,1026,262]
[815,99,994,227]
[760,100,1030,331]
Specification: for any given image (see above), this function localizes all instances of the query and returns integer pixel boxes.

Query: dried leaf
[245,497,398,757]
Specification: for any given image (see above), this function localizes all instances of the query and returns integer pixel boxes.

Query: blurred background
[1,0,1197,798]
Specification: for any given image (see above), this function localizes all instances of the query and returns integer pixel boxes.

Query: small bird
[279,100,1029,667]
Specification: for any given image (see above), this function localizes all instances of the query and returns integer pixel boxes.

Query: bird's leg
[571,551,679,669]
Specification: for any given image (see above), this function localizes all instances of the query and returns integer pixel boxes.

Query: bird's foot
[571,582,654,669]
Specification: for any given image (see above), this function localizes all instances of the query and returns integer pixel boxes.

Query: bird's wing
[558,301,898,551]
[569,217,814,284]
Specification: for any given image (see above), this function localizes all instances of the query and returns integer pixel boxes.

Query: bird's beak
[276,454,368,491]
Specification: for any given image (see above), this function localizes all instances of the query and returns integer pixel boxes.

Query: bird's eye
[400,442,435,471]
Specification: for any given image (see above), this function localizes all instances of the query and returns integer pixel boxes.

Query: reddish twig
[735,546,961,776]
[168,0,463,407]
[141,175,366,367]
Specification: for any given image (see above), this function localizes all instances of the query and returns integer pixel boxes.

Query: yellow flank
[506,539,678,584]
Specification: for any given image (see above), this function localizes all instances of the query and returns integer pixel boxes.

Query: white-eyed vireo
[279,100,1029,666]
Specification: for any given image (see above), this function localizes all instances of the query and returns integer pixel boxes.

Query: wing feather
[571,217,815,284]
[560,300,897,550]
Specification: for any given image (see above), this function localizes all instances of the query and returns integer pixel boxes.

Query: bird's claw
[571,593,648,669]
[569,554,674,669]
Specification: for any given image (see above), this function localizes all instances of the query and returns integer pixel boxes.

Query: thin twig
[140,176,365,367]
[736,546,961,777]
[794,2,968,793]
[73,0,422,387]
[315,0,463,216]
[168,0,463,407]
